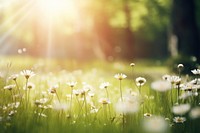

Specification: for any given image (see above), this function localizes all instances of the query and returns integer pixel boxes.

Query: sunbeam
[0,0,34,31]
[0,5,34,53]
[0,0,15,9]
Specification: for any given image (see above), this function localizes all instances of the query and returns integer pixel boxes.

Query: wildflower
[82,83,93,92]
[8,102,20,109]
[48,84,59,94]
[88,92,95,97]
[73,89,80,96]
[172,104,191,115]
[168,76,181,85]
[143,116,168,133]
[90,108,99,113]
[39,98,48,104]
[37,113,47,118]
[179,92,193,100]
[115,96,140,114]
[177,64,184,69]
[9,110,17,116]
[4,85,16,91]
[173,117,186,123]
[9,74,19,81]
[180,82,200,91]
[162,74,170,81]
[136,77,146,86]
[144,113,152,118]
[191,69,200,75]
[99,98,111,105]
[99,82,110,89]
[151,80,171,92]
[20,70,35,79]
[114,73,127,80]
[53,102,69,111]
[67,81,77,88]
[35,100,42,106]
[189,107,200,119]
[25,82,35,90]
[190,78,200,85]
[130,63,135,67]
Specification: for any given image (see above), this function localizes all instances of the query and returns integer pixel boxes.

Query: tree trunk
[123,0,134,59]
[172,0,200,62]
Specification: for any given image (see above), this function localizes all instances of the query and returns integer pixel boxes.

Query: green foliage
[0,56,200,133]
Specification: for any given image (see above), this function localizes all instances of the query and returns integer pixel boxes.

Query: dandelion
[142,116,168,133]
[189,107,200,119]
[172,104,191,115]
[20,70,35,79]
[151,80,171,92]
[173,116,186,123]
[191,69,200,75]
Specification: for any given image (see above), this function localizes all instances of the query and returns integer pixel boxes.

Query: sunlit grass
[0,56,199,133]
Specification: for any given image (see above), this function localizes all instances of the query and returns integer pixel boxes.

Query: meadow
[0,56,199,133]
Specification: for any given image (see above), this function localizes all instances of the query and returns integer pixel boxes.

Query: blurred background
[0,0,200,62]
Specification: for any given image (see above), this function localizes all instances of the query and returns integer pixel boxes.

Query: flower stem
[119,80,123,102]
[70,87,73,117]
[25,79,28,109]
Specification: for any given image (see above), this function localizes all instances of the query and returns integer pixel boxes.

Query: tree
[171,0,200,62]
[123,0,134,59]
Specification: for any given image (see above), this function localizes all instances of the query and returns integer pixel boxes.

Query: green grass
[0,56,199,133]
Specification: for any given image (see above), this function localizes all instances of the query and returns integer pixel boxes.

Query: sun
[36,0,75,17]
